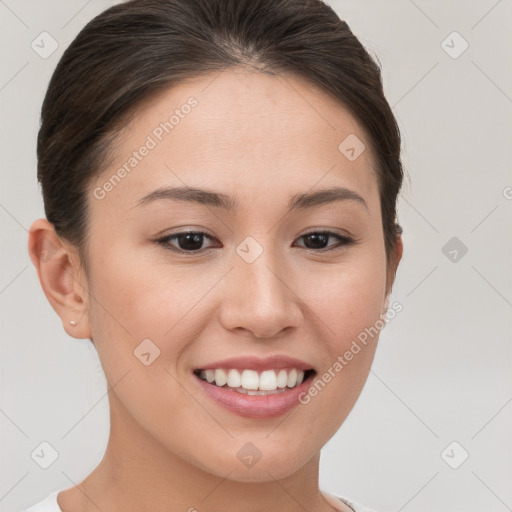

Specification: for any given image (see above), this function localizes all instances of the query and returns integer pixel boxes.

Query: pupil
[305,233,327,249]
[179,233,203,250]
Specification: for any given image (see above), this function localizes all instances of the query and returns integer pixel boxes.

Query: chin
[195,439,312,482]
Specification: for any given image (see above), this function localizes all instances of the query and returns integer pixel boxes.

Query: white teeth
[276,369,288,388]
[235,388,288,395]
[227,369,241,388]
[287,368,298,388]
[241,369,260,390]
[198,368,308,391]
[214,369,227,387]
[259,370,277,390]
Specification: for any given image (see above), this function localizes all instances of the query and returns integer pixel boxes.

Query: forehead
[90,68,379,212]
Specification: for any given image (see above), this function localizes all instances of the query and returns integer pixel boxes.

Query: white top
[23,488,378,512]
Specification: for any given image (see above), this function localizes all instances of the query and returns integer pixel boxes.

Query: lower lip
[193,371,316,419]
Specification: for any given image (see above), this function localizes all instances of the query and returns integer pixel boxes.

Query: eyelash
[155,230,357,255]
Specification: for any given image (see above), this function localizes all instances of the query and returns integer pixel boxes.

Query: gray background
[1,1,511,511]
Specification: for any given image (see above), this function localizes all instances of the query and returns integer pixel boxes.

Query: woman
[26,0,404,510]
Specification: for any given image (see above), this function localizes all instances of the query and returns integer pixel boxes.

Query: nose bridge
[241,255,286,308]
[221,236,302,337]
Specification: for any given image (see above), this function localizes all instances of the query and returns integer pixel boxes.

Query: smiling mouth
[193,368,316,395]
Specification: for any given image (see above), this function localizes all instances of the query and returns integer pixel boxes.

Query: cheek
[300,249,387,352]
[84,251,204,415]
[87,253,195,346]
[293,251,386,438]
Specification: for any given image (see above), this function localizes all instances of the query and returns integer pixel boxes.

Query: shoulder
[23,490,63,512]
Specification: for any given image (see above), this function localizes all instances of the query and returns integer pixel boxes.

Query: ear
[28,218,92,339]
[384,232,403,310]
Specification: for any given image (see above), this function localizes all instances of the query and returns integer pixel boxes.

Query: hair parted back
[37,0,403,273]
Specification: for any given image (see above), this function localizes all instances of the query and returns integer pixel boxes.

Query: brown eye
[156,230,356,255]
[156,231,217,253]
[295,231,355,252]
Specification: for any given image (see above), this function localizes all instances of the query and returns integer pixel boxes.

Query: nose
[219,249,304,339]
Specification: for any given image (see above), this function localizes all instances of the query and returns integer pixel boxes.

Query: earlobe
[394,233,404,270]
[384,233,404,302]
[28,218,91,339]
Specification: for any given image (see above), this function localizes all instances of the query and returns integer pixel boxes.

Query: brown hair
[37,0,403,273]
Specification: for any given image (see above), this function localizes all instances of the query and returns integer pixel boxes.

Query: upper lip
[194,355,315,372]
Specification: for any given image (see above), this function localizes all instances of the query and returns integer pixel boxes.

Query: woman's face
[68,69,400,481]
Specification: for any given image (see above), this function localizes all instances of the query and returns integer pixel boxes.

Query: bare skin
[29,68,402,512]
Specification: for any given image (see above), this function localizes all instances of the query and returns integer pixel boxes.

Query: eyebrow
[134,185,368,212]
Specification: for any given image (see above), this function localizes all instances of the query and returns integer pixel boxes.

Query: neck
[69,393,337,512]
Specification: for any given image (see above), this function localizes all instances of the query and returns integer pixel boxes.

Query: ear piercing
[69,320,77,326]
